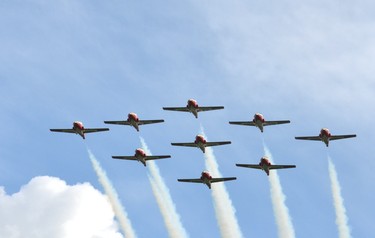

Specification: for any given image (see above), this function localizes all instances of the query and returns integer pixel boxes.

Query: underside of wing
[264,120,290,126]
[144,155,171,161]
[197,106,224,112]
[205,141,232,147]
[269,165,296,170]
[330,134,357,141]
[112,156,137,161]
[104,120,131,125]
[177,178,203,183]
[295,136,321,141]
[138,120,164,125]
[163,107,190,112]
[84,128,109,133]
[50,129,76,133]
[229,121,256,126]
[211,177,237,183]
[235,164,262,169]
[171,142,197,147]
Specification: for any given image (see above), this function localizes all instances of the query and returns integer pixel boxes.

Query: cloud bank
[0,176,123,238]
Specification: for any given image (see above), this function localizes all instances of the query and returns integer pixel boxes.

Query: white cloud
[0,176,123,238]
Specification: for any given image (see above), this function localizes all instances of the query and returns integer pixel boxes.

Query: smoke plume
[263,144,295,238]
[200,128,243,238]
[328,157,352,238]
[87,149,137,238]
[140,137,189,238]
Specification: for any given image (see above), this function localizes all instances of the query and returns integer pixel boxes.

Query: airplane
[177,171,236,189]
[112,148,171,166]
[236,156,296,176]
[229,113,290,132]
[50,121,109,139]
[104,112,164,132]
[163,99,224,118]
[295,128,356,147]
[171,134,231,153]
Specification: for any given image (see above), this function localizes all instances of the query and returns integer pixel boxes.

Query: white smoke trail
[200,128,243,238]
[328,157,352,238]
[87,149,137,238]
[140,137,189,238]
[263,144,295,238]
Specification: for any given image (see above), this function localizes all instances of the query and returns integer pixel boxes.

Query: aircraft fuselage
[253,113,265,132]
[73,121,85,139]
[187,99,199,118]
[319,128,331,147]
[135,148,147,166]
[195,134,207,152]
[127,113,140,131]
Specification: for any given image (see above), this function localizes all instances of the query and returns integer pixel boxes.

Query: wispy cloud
[200,127,243,238]
[140,137,189,238]
[328,157,352,238]
[88,149,137,238]
[263,144,295,238]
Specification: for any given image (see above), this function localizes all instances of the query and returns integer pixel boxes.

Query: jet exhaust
[263,144,296,238]
[201,128,243,238]
[140,137,189,238]
[87,149,137,238]
[328,157,352,238]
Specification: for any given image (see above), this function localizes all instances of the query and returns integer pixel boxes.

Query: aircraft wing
[138,120,164,125]
[171,142,197,147]
[229,121,256,126]
[104,120,131,125]
[330,134,357,141]
[236,164,262,169]
[84,128,109,133]
[112,156,137,161]
[264,120,290,126]
[163,107,190,112]
[269,165,296,170]
[211,177,237,183]
[177,178,203,183]
[197,106,224,112]
[144,155,171,161]
[205,141,232,147]
[50,129,76,133]
[295,136,321,141]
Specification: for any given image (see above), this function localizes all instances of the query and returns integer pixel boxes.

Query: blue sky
[1,0,374,237]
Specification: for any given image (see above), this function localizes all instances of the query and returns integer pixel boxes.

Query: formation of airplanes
[50,99,357,189]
